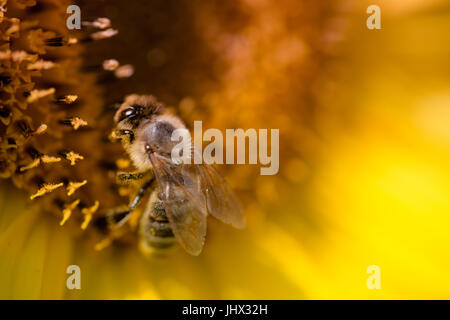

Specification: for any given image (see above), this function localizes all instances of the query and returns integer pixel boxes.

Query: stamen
[0,50,31,62]
[27,59,56,71]
[45,36,64,47]
[20,150,61,172]
[55,95,78,105]
[59,117,88,130]
[6,18,19,36]
[90,28,118,40]
[45,36,78,47]
[11,51,35,62]
[41,155,61,163]
[60,199,80,226]
[67,37,78,45]
[81,201,100,230]
[82,17,111,29]
[32,123,48,135]
[30,182,64,200]
[19,158,40,172]
[26,88,55,103]
[114,64,134,78]
[67,180,87,196]
[71,117,87,130]
[95,237,112,251]
[102,59,119,71]
[65,151,84,166]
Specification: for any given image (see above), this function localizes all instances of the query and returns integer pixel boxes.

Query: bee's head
[114,95,186,171]
[141,114,186,156]
[128,114,186,171]
[114,94,164,131]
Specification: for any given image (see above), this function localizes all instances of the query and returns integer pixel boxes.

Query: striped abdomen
[139,189,175,253]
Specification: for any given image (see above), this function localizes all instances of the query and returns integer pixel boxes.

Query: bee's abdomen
[140,192,175,253]
[145,217,175,249]
[150,197,168,221]
[149,219,173,238]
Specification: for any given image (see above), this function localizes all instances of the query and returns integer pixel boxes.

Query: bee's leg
[129,177,154,210]
[107,177,155,229]
[117,171,146,182]
[106,206,133,229]
[114,129,135,143]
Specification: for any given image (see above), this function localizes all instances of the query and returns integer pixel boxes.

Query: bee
[108,94,245,256]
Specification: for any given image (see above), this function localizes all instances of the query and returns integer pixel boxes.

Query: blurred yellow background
[1,0,450,299]
[309,0,450,298]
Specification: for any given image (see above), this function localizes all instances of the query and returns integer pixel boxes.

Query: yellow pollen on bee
[30,182,64,200]
[65,151,84,165]
[81,201,100,230]
[116,158,131,169]
[70,117,88,130]
[26,88,55,103]
[128,209,141,231]
[109,130,119,141]
[67,180,87,196]
[118,186,130,196]
[60,199,80,226]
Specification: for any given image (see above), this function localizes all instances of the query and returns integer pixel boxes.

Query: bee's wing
[198,164,245,229]
[149,153,207,256]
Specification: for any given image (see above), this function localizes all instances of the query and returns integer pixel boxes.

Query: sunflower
[1,0,450,299]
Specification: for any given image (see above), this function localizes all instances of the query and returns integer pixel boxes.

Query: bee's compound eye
[119,107,137,122]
